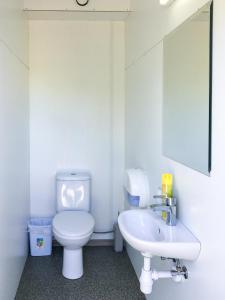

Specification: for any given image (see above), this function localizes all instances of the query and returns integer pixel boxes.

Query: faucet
[150,195,177,226]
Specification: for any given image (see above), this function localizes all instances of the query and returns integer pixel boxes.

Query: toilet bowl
[53,210,95,279]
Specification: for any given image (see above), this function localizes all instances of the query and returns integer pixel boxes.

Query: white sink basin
[118,209,201,260]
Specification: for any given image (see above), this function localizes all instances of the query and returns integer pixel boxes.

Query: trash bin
[28,218,52,256]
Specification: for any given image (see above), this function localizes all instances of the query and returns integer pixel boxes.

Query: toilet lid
[53,211,95,238]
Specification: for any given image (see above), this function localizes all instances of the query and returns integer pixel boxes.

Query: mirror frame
[208,0,213,173]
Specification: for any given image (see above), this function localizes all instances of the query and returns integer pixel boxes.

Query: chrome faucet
[150,195,177,226]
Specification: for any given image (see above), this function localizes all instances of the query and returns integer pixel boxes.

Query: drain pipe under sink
[139,256,188,295]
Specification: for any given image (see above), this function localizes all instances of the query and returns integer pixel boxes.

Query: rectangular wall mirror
[163,1,212,175]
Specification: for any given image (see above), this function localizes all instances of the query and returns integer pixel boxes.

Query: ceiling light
[159,0,175,6]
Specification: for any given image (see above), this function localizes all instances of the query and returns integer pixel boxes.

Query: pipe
[143,256,151,271]
[152,270,172,280]
[139,257,188,295]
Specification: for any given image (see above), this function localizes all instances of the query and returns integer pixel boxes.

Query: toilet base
[62,248,83,279]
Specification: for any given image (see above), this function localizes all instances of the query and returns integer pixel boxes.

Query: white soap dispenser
[124,168,150,208]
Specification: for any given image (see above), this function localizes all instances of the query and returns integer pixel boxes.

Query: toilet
[53,171,95,279]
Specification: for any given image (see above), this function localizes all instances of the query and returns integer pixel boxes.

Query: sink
[118,209,201,260]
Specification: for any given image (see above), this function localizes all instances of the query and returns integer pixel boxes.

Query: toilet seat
[53,211,95,238]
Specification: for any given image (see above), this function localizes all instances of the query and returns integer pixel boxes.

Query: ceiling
[24,0,131,20]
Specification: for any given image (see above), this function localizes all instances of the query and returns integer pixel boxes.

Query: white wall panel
[0,33,29,300]
[0,0,28,65]
[29,21,125,233]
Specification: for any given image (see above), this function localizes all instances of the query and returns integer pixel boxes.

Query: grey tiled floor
[16,246,145,300]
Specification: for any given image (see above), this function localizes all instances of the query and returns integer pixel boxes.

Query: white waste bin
[28,218,52,256]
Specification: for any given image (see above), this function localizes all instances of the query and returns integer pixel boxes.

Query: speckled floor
[15,246,145,300]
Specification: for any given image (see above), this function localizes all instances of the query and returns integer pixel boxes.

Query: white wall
[125,0,225,299]
[29,20,125,233]
[0,0,28,65]
[0,1,29,299]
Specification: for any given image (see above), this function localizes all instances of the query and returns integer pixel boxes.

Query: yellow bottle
[161,173,173,220]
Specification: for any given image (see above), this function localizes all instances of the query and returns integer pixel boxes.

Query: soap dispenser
[124,168,150,208]
[161,173,173,220]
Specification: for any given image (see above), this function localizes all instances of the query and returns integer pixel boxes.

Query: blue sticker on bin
[36,238,44,248]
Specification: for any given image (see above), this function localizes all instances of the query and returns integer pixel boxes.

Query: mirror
[163,1,212,175]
